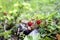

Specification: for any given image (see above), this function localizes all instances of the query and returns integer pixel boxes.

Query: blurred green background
[0,0,60,19]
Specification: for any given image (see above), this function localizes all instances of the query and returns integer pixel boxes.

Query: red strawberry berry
[27,21,33,26]
[36,20,41,25]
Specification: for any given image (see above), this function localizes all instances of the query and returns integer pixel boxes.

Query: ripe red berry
[3,11,7,15]
[27,21,33,26]
[36,20,41,25]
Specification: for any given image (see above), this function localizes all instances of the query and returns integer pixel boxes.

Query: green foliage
[24,33,40,40]
[0,0,60,40]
